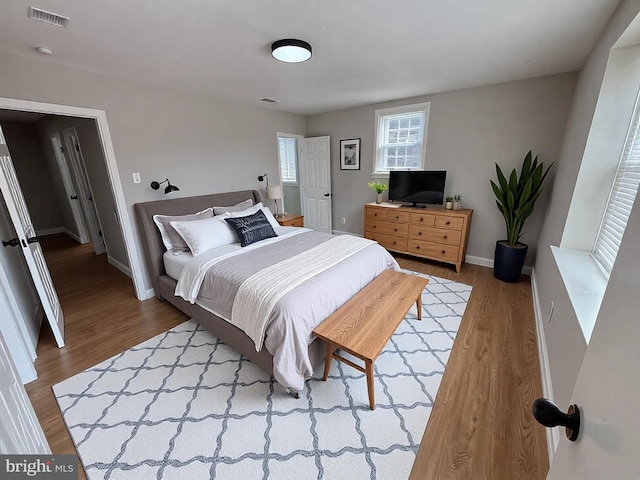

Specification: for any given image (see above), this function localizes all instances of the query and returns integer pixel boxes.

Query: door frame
[61,127,107,255]
[0,97,148,300]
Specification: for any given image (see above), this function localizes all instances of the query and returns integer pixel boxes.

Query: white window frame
[592,92,640,278]
[276,132,302,185]
[372,102,431,178]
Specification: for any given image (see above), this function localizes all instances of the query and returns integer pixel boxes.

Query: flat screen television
[388,170,447,207]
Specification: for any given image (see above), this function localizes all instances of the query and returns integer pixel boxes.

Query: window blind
[593,98,640,276]
[278,137,298,183]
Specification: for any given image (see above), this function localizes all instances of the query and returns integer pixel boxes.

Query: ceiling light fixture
[271,39,312,63]
[35,46,53,55]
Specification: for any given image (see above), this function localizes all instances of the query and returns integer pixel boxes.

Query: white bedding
[174,230,400,392]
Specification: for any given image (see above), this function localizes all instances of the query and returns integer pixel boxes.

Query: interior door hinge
[60,146,64,153]
[75,142,80,152]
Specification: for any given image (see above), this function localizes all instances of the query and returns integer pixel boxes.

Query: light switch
[132,172,141,184]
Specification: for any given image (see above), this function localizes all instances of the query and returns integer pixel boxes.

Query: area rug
[53,272,471,480]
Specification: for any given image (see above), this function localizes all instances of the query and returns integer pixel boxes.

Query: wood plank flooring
[25,234,548,479]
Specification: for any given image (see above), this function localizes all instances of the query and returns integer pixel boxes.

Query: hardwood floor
[25,234,548,479]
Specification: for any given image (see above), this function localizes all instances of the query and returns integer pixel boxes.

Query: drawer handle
[373,225,376,228]
[446,221,450,225]
[420,217,424,222]
[416,246,420,250]
[395,216,400,219]
[444,235,448,239]
[418,232,422,236]
[442,250,446,254]
[394,228,398,232]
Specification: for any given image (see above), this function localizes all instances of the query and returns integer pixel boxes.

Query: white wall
[533,0,640,410]
[0,50,306,292]
[306,73,577,265]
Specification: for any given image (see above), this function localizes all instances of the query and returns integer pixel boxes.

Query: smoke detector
[28,6,69,28]
[259,97,280,104]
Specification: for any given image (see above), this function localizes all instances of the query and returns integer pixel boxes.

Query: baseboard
[331,229,362,237]
[530,266,558,464]
[37,227,65,236]
[465,255,532,275]
[62,228,83,244]
[142,288,156,300]
[108,256,132,277]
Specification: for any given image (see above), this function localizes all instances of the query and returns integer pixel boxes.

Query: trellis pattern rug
[53,273,471,480]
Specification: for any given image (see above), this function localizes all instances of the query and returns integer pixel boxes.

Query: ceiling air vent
[259,97,280,104]
[28,6,69,28]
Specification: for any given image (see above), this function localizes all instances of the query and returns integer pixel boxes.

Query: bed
[135,189,399,394]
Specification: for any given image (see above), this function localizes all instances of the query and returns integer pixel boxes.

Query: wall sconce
[267,185,284,216]
[258,173,269,185]
[150,178,180,194]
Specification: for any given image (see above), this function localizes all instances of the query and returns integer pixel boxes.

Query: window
[277,135,298,183]
[592,95,640,277]
[373,102,430,175]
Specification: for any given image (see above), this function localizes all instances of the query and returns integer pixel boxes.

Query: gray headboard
[135,189,262,299]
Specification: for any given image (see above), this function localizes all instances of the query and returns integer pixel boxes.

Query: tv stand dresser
[364,202,473,272]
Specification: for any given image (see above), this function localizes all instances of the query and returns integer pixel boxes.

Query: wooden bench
[313,269,429,410]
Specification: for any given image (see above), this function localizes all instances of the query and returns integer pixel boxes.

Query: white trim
[61,227,82,244]
[331,229,362,237]
[465,255,532,275]
[530,266,557,464]
[144,287,156,300]
[0,97,147,300]
[373,102,431,174]
[108,256,131,277]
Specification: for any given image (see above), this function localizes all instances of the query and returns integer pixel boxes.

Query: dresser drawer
[366,207,388,221]
[434,215,464,230]
[365,220,409,237]
[408,226,462,246]
[367,232,407,252]
[386,210,410,223]
[281,217,303,227]
[410,212,436,226]
[407,239,459,262]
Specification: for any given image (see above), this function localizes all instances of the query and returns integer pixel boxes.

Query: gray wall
[534,0,640,408]
[36,116,129,267]
[306,73,577,264]
[0,50,306,292]
[0,121,64,231]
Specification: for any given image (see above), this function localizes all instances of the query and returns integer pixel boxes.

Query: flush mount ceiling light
[271,39,312,63]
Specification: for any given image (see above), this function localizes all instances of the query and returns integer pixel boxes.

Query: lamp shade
[266,185,284,200]
[271,39,312,63]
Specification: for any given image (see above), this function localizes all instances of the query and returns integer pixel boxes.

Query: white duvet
[174,230,400,392]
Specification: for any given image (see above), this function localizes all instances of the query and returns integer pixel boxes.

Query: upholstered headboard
[135,190,262,299]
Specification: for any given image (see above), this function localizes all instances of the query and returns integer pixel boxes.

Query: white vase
[445,201,453,210]
[453,201,461,211]
[376,193,383,204]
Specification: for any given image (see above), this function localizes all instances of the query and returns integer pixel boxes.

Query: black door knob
[27,236,41,244]
[532,398,580,441]
[2,237,20,247]
[323,193,331,197]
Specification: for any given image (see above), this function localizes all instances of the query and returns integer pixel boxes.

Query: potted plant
[490,151,552,282]
[368,182,388,204]
[452,194,462,211]
[445,196,453,210]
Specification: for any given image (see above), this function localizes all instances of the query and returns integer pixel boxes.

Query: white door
[50,133,90,244]
[0,328,50,454]
[0,126,65,348]
[62,128,106,255]
[301,136,332,233]
[546,193,640,478]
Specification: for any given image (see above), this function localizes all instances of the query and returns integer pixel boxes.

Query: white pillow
[170,212,237,256]
[213,198,253,215]
[230,202,280,230]
[153,208,213,254]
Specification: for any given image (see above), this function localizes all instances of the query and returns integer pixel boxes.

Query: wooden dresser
[364,202,473,272]
[275,213,304,227]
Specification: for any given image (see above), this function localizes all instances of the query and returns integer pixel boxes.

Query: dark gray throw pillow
[225,210,277,247]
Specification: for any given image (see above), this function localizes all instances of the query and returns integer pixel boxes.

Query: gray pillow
[225,210,277,247]
[213,199,253,215]
[153,208,214,254]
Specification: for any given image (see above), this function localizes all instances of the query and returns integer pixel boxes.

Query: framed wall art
[340,138,361,170]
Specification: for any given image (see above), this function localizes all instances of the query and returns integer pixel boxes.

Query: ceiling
[0,1,621,116]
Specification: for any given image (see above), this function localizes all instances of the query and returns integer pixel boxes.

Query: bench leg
[416,294,423,321]
[366,360,375,410]
[323,342,335,381]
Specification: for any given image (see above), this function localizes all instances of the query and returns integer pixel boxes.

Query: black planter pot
[494,241,528,283]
